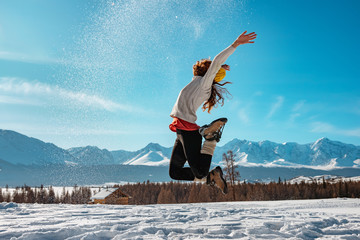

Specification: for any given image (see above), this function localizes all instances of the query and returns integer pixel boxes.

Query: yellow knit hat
[214,68,226,82]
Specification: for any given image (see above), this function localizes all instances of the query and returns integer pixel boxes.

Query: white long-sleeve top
[170,45,236,123]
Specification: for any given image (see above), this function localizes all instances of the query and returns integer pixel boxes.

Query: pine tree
[26,188,36,203]
[61,187,66,203]
[322,176,327,189]
[20,186,27,203]
[188,183,200,203]
[5,192,11,202]
[344,181,349,197]
[48,186,55,204]
[167,188,176,204]
[37,185,48,204]
[198,184,211,202]
[81,187,92,204]
[0,188,3,202]
[157,187,167,204]
[338,181,343,198]
[71,185,82,204]
[64,190,71,204]
[12,189,22,203]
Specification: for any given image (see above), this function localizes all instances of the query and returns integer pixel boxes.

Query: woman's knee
[192,169,208,179]
[169,167,180,180]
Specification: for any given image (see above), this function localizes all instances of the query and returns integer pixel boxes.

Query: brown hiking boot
[207,166,228,194]
[199,118,227,142]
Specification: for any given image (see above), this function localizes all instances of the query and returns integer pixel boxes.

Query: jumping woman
[169,31,257,194]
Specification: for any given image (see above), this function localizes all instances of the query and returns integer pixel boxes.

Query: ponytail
[202,81,231,113]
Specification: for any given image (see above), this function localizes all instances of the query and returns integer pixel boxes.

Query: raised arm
[201,31,257,89]
[231,31,257,48]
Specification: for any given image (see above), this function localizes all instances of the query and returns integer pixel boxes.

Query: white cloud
[354,100,360,115]
[341,128,360,137]
[287,100,306,124]
[311,121,335,133]
[57,90,130,112]
[0,122,167,139]
[0,95,38,105]
[0,77,139,112]
[310,121,360,137]
[292,100,305,112]
[289,113,301,123]
[267,96,284,119]
[238,108,249,124]
[0,51,62,65]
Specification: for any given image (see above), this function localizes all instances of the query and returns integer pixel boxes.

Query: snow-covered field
[1,199,360,240]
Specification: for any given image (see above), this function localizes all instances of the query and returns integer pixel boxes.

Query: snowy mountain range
[1,129,360,186]
[1,129,360,169]
[213,138,360,169]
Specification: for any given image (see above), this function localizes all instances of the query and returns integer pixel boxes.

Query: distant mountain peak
[314,137,330,144]
[224,138,247,147]
[144,142,163,151]
[69,145,101,151]
[311,137,351,151]
[0,129,74,165]
[0,129,30,141]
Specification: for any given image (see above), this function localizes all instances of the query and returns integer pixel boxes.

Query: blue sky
[0,0,359,151]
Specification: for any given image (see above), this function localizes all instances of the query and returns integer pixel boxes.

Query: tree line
[1,179,360,205]
[0,185,93,204]
[120,178,360,205]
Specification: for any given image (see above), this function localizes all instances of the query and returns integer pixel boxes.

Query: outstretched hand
[232,31,257,48]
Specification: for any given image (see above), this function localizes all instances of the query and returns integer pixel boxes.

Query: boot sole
[203,118,227,139]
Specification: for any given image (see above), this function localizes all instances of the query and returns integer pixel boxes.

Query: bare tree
[223,150,240,200]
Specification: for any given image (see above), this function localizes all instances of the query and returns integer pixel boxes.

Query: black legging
[169,129,212,180]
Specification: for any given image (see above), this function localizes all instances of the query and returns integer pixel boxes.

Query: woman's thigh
[178,130,202,166]
[169,137,187,168]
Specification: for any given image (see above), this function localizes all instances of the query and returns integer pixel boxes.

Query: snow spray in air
[52,0,249,180]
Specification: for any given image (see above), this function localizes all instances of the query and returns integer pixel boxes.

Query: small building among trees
[90,188,130,205]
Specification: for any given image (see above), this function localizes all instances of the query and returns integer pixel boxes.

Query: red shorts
[169,117,200,132]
